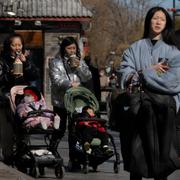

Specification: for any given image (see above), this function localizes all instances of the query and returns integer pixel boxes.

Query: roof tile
[0,0,92,18]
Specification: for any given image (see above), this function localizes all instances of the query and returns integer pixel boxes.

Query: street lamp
[173,0,176,27]
[167,0,177,28]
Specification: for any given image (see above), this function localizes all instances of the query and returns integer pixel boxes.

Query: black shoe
[68,160,81,172]
[130,173,142,180]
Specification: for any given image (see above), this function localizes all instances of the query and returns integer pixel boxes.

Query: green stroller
[64,86,120,173]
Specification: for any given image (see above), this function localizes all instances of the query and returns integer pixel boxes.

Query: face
[87,108,95,117]
[150,10,166,38]
[24,94,35,103]
[10,37,23,57]
[99,70,105,76]
[65,43,77,57]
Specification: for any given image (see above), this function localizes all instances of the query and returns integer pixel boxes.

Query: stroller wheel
[38,166,45,176]
[17,166,27,174]
[29,167,37,178]
[113,162,119,174]
[83,165,89,174]
[55,165,65,179]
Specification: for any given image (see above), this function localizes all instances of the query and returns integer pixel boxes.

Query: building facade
[0,0,92,107]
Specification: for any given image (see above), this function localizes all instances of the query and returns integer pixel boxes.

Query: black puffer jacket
[0,54,40,94]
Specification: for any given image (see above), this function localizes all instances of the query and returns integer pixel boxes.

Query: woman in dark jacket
[0,33,40,165]
[0,33,39,93]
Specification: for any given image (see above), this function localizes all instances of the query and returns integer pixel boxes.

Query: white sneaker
[54,115,60,129]
[41,121,47,130]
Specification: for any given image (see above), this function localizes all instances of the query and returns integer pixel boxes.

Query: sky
[154,0,179,9]
[152,0,180,16]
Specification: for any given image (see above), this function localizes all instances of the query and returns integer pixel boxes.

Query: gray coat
[49,56,92,108]
[117,38,180,111]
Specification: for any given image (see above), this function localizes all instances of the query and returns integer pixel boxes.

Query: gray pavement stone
[0,162,34,180]
[4,129,180,180]
[36,131,180,180]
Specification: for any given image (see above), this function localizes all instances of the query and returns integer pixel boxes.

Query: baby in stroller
[11,85,64,178]
[64,86,120,173]
[78,106,113,155]
[16,86,60,129]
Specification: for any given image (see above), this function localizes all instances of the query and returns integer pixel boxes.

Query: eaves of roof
[0,0,93,19]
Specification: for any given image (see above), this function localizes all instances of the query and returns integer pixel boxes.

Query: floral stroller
[9,85,64,178]
[64,86,120,173]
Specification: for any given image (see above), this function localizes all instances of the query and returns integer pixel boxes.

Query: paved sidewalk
[58,131,180,180]
[0,162,34,180]
[1,130,180,180]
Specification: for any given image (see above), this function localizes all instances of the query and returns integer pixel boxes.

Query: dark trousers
[80,126,109,146]
[139,93,176,168]
[175,110,180,156]
[127,90,177,178]
[0,103,14,165]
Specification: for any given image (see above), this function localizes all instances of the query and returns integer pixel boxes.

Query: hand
[69,57,80,68]
[20,111,28,118]
[17,50,30,62]
[152,62,169,73]
[71,81,80,87]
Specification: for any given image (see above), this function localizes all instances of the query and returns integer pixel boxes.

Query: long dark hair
[143,6,176,46]
[60,36,81,59]
[1,33,25,59]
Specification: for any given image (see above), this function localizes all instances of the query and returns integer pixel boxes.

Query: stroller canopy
[64,86,99,114]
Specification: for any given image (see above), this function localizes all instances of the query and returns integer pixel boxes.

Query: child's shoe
[54,115,60,129]
[90,138,101,146]
[84,142,92,154]
[41,121,48,130]
[103,145,113,155]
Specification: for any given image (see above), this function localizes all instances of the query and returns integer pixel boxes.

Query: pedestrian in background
[84,55,101,101]
[99,69,109,102]
[117,6,180,180]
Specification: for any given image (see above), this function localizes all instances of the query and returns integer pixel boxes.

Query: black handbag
[109,89,130,131]
[109,81,143,131]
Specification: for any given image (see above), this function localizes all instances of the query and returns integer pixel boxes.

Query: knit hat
[23,86,41,102]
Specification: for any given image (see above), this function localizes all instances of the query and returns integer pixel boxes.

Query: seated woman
[16,86,60,129]
[77,106,113,155]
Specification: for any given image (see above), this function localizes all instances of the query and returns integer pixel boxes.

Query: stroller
[64,86,120,173]
[9,85,64,178]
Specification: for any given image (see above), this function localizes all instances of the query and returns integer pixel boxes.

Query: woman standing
[49,36,92,169]
[0,33,39,92]
[117,7,180,180]
[0,33,40,165]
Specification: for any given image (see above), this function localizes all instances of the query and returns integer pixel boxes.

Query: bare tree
[82,0,153,68]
